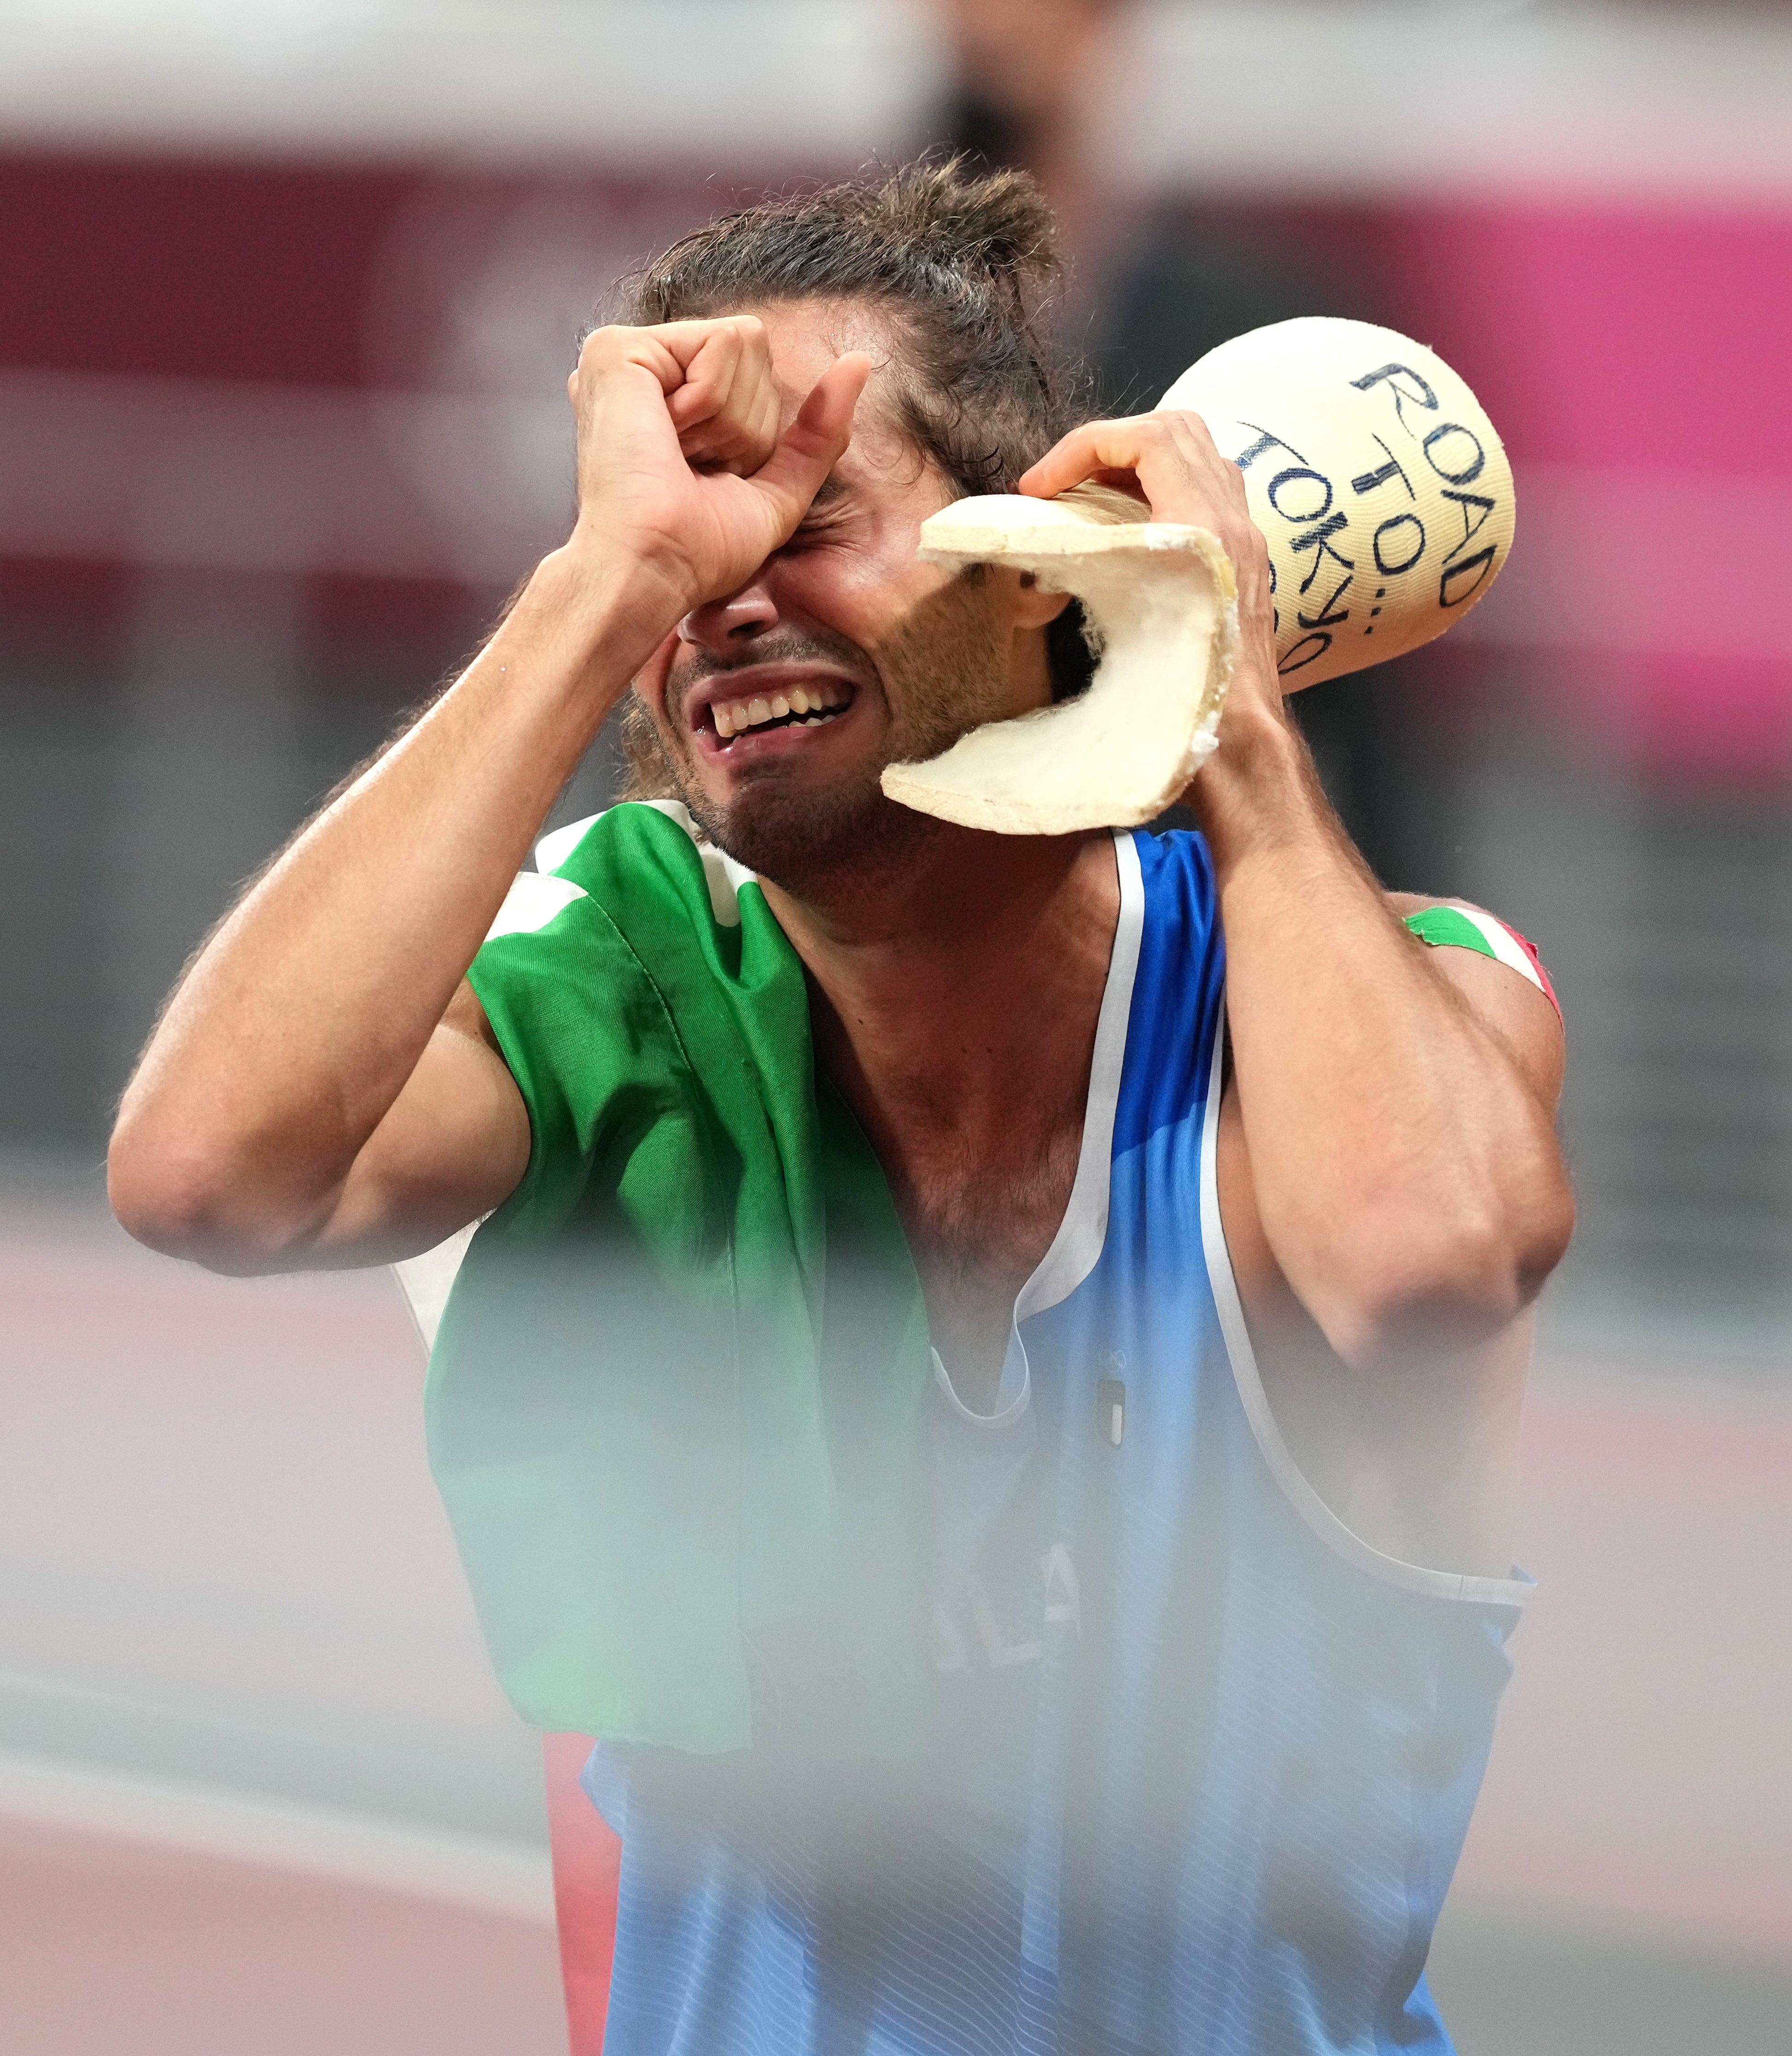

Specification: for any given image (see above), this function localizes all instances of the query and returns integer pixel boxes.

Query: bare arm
[1199,730,1570,1365]
[1021,413,1573,1369]
[109,320,870,1272]
[1213,920,1562,1574]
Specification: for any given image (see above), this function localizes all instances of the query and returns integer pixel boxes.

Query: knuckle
[1167,411,1217,455]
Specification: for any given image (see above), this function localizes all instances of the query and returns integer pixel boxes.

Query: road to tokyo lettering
[1230,361,1507,677]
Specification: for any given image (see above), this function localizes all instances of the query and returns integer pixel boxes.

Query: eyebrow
[803,475,849,513]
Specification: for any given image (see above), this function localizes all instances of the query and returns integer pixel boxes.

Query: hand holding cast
[1020,410,1283,735]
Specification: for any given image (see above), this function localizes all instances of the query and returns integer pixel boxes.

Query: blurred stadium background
[2,1,1789,2050]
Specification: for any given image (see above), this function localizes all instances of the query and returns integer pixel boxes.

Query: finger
[665,315,767,406]
[574,319,754,441]
[1018,417,1172,501]
[1157,411,1259,536]
[747,368,785,470]
[1081,467,1153,501]
[576,323,682,398]
[1022,413,1252,534]
[679,397,779,474]
[1161,411,1246,501]
[674,320,781,473]
[648,315,759,371]
[745,351,872,530]
[665,323,744,432]
[687,368,786,478]
[1018,411,1224,492]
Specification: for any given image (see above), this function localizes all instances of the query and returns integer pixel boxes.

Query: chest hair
[886,1100,1086,1408]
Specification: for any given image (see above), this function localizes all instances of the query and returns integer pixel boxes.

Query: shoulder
[470,804,726,1019]
[533,801,758,934]
[1115,828,1227,1112]
[1124,826,1226,961]
[474,802,750,959]
[464,807,761,1224]
[1389,892,1564,1101]
[1130,823,1219,905]
[1388,893,1559,1013]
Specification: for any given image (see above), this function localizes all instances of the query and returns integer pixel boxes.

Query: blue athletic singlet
[563,825,1529,2056]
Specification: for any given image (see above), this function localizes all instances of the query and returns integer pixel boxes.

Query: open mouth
[704,678,853,748]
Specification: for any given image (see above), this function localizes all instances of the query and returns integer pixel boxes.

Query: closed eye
[789,475,852,535]
[786,507,853,550]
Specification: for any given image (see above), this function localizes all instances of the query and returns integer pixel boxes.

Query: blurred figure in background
[922,0,1446,890]
[924,0,1317,408]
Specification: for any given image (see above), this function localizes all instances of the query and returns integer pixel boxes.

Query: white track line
[0,1749,555,1925]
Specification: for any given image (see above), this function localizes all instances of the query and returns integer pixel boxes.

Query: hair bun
[875,159,1057,289]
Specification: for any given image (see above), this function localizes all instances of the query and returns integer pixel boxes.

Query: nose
[677,577,779,653]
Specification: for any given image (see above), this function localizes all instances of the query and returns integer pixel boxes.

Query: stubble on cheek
[877,568,1012,766]
[636,571,1015,883]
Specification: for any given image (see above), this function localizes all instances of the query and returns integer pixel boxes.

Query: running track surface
[2,1195,1788,2050]
[0,1811,569,2056]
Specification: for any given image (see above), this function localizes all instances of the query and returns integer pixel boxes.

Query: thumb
[747,352,872,528]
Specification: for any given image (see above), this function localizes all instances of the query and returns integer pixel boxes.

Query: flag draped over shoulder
[425,802,933,1756]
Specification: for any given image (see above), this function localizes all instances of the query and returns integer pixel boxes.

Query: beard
[656,572,1011,897]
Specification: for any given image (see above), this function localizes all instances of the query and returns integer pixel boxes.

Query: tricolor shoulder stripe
[1403,903,1559,1014]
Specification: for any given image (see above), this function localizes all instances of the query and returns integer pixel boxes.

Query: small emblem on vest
[1097,1377,1126,1447]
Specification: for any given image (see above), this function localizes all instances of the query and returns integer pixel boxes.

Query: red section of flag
[542,1732,620,2056]
[1491,918,1562,1018]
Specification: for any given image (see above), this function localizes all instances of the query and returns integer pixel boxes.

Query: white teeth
[711,685,848,742]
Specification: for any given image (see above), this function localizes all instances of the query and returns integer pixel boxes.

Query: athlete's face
[632,301,1065,890]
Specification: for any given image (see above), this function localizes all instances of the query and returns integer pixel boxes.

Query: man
[111,165,1570,2055]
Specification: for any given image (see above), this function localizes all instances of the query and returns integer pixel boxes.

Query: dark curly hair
[605,160,1097,797]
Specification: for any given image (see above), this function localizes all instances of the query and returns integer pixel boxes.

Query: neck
[766,818,1122,1412]
[760,821,1120,1132]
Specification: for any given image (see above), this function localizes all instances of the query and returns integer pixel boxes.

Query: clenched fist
[567,315,872,624]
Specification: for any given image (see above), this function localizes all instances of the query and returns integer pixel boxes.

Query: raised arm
[109,320,870,1274]
[1020,412,1573,1369]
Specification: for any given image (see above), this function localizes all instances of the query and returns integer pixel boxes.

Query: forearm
[1197,709,1569,1363]
[1016,397,1569,1359]
[110,544,670,1251]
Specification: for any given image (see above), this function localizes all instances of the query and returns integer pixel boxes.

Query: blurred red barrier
[543,1731,620,2056]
